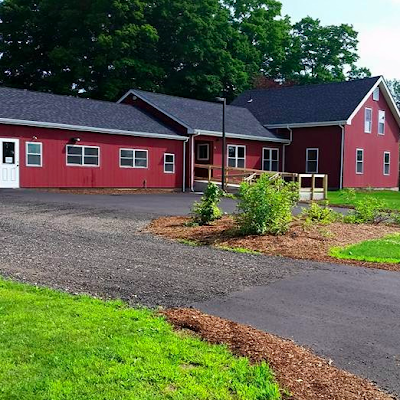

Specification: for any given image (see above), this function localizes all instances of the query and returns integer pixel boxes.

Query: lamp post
[216,97,226,191]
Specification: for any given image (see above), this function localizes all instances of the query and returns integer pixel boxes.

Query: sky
[281,0,400,80]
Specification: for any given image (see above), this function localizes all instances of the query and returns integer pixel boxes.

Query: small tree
[192,182,224,225]
[236,175,299,236]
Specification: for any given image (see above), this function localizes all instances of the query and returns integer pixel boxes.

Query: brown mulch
[148,216,400,272]
[36,188,179,195]
[163,308,396,400]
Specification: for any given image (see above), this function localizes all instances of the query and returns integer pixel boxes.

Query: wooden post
[208,165,212,182]
[311,174,316,201]
[323,175,328,200]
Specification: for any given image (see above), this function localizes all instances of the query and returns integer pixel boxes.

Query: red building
[233,76,400,189]
[0,76,398,190]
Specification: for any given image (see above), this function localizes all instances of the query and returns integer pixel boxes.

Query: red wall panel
[194,135,283,171]
[344,92,399,188]
[284,126,342,189]
[0,125,184,188]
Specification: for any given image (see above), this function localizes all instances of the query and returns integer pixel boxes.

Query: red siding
[195,135,283,171]
[285,126,342,189]
[0,125,184,188]
[344,92,399,188]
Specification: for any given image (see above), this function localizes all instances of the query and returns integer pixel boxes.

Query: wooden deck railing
[194,164,328,200]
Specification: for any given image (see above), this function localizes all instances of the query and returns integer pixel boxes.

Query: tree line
[0,0,373,102]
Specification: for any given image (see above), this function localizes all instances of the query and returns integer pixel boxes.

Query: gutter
[190,132,201,191]
[282,126,293,172]
[182,137,189,192]
[194,129,290,144]
[339,124,345,190]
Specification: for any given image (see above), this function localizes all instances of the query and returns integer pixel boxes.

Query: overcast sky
[281,0,400,80]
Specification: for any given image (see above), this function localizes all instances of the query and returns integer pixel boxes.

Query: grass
[330,234,400,264]
[328,190,400,211]
[216,246,261,255]
[0,278,281,400]
[177,239,201,247]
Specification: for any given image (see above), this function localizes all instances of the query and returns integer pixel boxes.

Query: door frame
[0,138,20,188]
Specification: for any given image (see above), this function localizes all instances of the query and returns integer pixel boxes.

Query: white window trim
[196,143,210,161]
[66,144,100,167]
[383,151,390,176]
[227,144,246,168]
[119,148,148,169]
[164,153,175,174]
[26,141,43,167]
[356,148,364,175]
[365,108,372,133]
[373,87,380,101]
[262,147,279,172]
[378,110,385,135]
[306,148,319,173]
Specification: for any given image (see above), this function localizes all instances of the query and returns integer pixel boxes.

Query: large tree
[387,79,400,108]
[284,17,365,84]
[0,0,371,101]
[0,0,159,99]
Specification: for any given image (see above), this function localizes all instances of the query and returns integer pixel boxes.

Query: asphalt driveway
[0,189,398,396]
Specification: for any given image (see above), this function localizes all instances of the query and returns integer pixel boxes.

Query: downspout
[190,132,200,191]
[282,126,293,172]
[339,125,345,190]
[182,137,189,192]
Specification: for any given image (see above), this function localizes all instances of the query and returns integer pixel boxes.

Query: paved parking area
[0,189,398,396]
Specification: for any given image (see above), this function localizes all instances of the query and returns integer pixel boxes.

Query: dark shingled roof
[0,86,180,137]
[132,89,286,141]
[231,77,382,126]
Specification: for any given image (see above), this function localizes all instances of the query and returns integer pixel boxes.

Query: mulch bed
[36,188,179,195]
[163,308,396,400]
[148,216,400,272]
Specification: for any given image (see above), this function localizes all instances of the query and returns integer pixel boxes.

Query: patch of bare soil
[148,216,400,272]
[163,308,396,400]
[37,188,179,195]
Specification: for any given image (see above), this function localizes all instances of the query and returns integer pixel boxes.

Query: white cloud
[357,24,400,79]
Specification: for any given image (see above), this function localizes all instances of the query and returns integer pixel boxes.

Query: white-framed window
[378,110,385,135]
[227,145,245,168]
[26,142,42,167]
[164,153,175,174]
[365,108,372,133]
[119,149,148,168]
[306,148,319,173]
[262,148,279,171]
[356,149,364,174]
[373,87,380,101]
[66,145,99,166]
[197,143,210,161]
[383,152,390,176]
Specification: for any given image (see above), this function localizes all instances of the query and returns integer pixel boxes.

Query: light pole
[216,97,226,191]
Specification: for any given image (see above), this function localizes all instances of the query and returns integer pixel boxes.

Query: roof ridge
[0,85,132,108]
[246,76,381,94]
[133,88,244,109]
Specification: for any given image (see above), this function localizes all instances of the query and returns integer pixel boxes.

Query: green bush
[301,201,341,225]
[235,174,299,236]
[345,197,387,224]
[192,182,224,225]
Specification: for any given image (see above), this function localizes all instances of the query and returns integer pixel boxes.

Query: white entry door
[0,138,19,188]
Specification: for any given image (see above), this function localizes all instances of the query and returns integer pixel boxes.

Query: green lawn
[328,190,400,211]
[331,234,400,264]
[0,279,280,400]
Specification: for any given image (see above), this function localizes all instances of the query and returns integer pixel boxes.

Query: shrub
[340,188,356,203]
[192,182,224,225]
[345,197,388,224]
[235,174,299,236]
[301,201,341,225]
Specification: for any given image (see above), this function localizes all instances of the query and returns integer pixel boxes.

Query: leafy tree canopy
[387,79,400,107]
[0,0,372,101]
